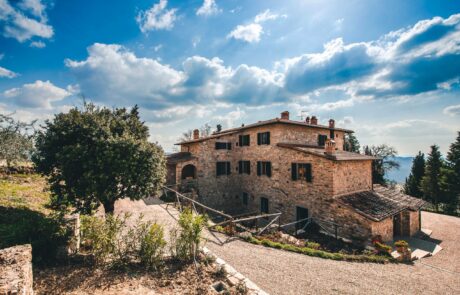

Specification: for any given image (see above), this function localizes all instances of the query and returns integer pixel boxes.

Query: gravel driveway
[115,200,460,295]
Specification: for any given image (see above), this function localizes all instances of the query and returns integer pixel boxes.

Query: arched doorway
[181,164,197,180]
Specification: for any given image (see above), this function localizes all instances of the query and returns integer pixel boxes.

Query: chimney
[310,116,318,125]
[281,111,290,120]
[325,138,336,154]
[329,119,335,129]
[305,116,310,124]
[193,129,199,140]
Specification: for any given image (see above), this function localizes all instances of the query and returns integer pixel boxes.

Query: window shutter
[228,143,232,150]
[257,133,261,145]
[267,162,272,177]
[306,164,312,182]
[267,132,270,144]
[257,161,261,176]
[227,162,231,175]
[238,161,242,174]
[247,135,250,146]
[216,163,219,176]
[291,163,298,180]
[247,162,251,175]
[239,135,242,146]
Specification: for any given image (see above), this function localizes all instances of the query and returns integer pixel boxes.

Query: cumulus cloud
[443,104,460,117]
[66,43,284,109]
[196,0,221,17]
[0,0,53,43]
[0,53,17,78]
[228,9,285,43]
[2,80,71,109]
[136,0,177,32]
[30,40,45,48]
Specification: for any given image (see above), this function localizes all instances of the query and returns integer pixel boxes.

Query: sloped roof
[166,152,196,164]
[277,142,377,161]
[176,118,353,145]
[337,185,426,221]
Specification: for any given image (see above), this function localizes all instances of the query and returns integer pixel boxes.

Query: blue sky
[0,0,459,155]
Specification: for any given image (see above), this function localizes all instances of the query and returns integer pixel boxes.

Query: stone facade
[168,112,421,243]
[0,244,33,295]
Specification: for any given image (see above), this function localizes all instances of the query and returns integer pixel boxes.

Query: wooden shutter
[306,164,312,182]
[238,161,242,174]
[226,162,231,175]
[228,143,232,150]
[239,135,243,146]
[257,161,261,176]
[257,133,261,145]
[266,162,272,177]
[247,162,251,175]
[247,135,250,146]
[291,163,298,180]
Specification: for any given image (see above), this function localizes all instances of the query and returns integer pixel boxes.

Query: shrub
[305,241,321,250]
[138,223,167,270]
[394,240,409,248]
[80,214,127,265]
[374,241,392,254]
[170,209,206,261]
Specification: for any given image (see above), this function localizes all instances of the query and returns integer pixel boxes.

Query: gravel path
[116,200,460,295]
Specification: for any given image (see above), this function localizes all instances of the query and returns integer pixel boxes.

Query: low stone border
[203,247,268,295]
[0,244,34,295]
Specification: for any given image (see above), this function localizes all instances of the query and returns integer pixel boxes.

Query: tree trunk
[103,200,115,215]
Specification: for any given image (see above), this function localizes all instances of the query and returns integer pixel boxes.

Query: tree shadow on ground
[0,206,68,264]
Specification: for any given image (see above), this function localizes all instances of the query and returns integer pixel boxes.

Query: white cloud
[196,0,221,17]
[443,104,460,117]
[228,9,286,43]
[153,44,162,52]
[0,66,17,78]
[227,23,263,43]
[212,107,246,128]
[30,40,45,48]
[2,80,71,109]
[0,0,53,43]
[136,0,177,32]
[334,18,344,31]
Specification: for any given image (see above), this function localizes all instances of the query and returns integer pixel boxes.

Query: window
[257,132,270,145]
[216,162,231,176]
[238,160,251,175]
[291,163,312,182]
[242,192,248,206]
[215,142,232,150]
[239,134,250,146]
[329,130,335,139]
[296,206,309,231]
[260,197,269,214]
[318,134,327,146]
[257,161,272,177]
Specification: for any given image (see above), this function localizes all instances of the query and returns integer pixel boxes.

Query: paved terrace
[116,200,460,295]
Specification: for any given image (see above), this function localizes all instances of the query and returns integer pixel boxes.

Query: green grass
[243,236,394,264]
[0,173,50,213]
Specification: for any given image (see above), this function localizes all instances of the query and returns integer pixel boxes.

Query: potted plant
[394,240,409,253]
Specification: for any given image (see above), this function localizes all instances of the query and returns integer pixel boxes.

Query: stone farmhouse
[166,111,425,243]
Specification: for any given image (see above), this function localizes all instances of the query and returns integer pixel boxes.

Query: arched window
[181,164,197,180]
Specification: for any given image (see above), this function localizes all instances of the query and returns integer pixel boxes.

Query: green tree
[404,152,425,198]
[421,145,444,211]
[33,103,166,214]
[441,132,460,214]
[363,144,400,184]
[343,133,360,153]
[0,114,35,168]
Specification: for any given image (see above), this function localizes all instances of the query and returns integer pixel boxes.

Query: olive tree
[33,104,166,214]
[0,113,35,168]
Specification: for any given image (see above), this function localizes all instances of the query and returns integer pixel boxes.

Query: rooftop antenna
[297,110,309,121]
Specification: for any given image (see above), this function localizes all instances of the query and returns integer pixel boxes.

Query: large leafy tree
[441,132,460,213]
[363,144,400,184]
[420,145,444,211]
[33,104,166,214]
[0,114,35,168]
[404,152,425,198]
[343,133,360,153]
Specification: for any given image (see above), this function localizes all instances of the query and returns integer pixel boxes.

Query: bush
[305,241,321,250]
[374,241,392,254]
[170,209,206,261]
[138,223,167,270]
[0,206,69,264]
[394,240,409,248]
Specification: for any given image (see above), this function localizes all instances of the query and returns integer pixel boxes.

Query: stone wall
[409,210,420,236]
[333,160,372,196]
[0,244,33,295]
[371,217,394,242]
